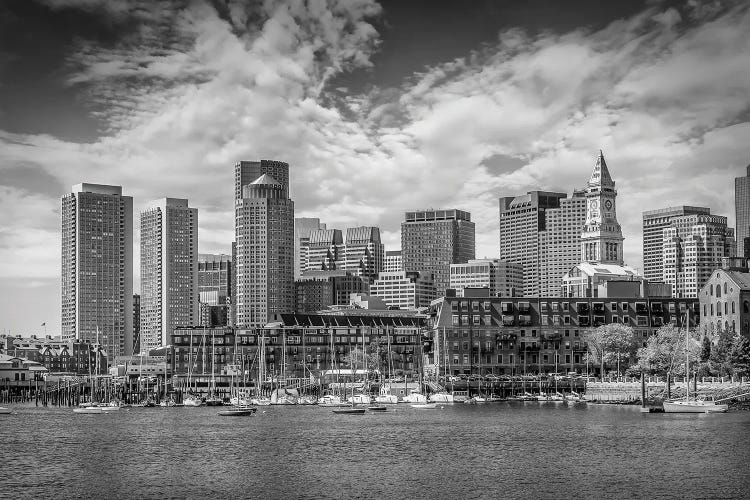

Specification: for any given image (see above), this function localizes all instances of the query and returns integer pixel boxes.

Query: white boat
[401,391,427,404]
[663,310,728,414]
[0,407,11,414]
[411,403,440,409]
[473,396,487,403]
[375,394,399,404]
[349,393,372,405]
[101,403,120,412]
[317,394,349,407]
[183,395,204,407]
[250,396,272,406]
[663,399,728,413]
[74,405,103,414]
[428,392,455,404]
[297,395,318,405]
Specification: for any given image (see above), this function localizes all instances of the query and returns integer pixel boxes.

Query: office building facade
[306,229,345,272]
[294,218,326,280]
[735,166,750,258]
[370,271,437,310]
[449,259,523,298]
[642,206,711,283]
[295,270,369,313]
[384,250,403,273]
[401,209,475,296]
[499,191,567,297]
[61,183,133,361]
[140,198,198,350]
[344,226,384,281]
[235,168,295,328]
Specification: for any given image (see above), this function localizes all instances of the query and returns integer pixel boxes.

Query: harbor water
[2,403,749,499]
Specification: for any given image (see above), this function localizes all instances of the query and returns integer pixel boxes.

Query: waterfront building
[344,226,384,281]
[0,353,48,382]
[370,271,437,310]
[384,250,403,273]
[133,294,140,354]
[171,310,427,388]
[449,259,523,297]
[401,209,475,296]
[539,190,588,297]
[699,261,750,337]
[61,183,133,361]
[306,229,345,272]
[662,213,735,298]
[3,335,103,375]
[735,165,750,258]
[235,167,295,328]
[499,191,567,297]
[642,206,711,283]
[140,198,198,350]
[294,218,326,280]
[427,294,699,377]
[295,270,369,313]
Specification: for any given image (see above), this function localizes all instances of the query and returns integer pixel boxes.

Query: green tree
[700,335,712,363]
[729,334,750,378]
[583,324,636,379]
[635,324,700,377]
[709,326,735,376]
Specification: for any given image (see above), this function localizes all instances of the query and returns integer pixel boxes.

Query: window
[497,354,503,364]
[732,302,735,314]
[716,285,721,298]
[724,283,728,294]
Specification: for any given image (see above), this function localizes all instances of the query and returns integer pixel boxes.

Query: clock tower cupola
[580,150,624,265]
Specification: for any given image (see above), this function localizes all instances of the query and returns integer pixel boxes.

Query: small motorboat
[411,403,440,409]
[0,407,12,414]
[218,406,257,417]
[332,407,366,414]
[74,405,103,414]
[367,405,387,412]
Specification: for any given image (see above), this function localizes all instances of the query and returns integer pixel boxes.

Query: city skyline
[2,0,750,334]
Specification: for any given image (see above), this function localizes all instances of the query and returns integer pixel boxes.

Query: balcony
[593,316,605,327]
[518,302,531,313]
[502,315,515,326]
[518,315,532,326]
[592,302,605,314]
[577,303,590,314]
[651,302,663,313]
[496,333,517,341]
[579,316,591,327]
[501,302,514,314]
[635,303,648,314]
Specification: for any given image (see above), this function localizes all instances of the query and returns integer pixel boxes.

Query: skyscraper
[735,165,750,258]
[198,253,232,299]
[539,190,587,296]
[662,213,735,297]
[140,198,198,350]
[306,228,344,272]
[642,206,711,282]
[234,160,290,200]
[499,191,567,296]
[344,226,384,281]
[294,217,326,279]
[235,167,295,328]
[401,209,475,296]
[384,250,403,273]
[61,183,133,361]
[449,259,523,297]
[580,151,624,265]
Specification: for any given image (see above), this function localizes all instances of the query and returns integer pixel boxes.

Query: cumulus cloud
[1,0,750,336]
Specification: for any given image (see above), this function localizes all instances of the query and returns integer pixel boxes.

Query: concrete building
[235,168,295,328]
[344,226,384,281]
[401,209,475,296]
[562,262,644,298]
[499,191,567,297]
[306,229,344,272]
[370,271,437,310]
[235,160,289,200]
[295,270,369,313]
[294,218,326,280]
[642,206,711,283]
[735,165,750,258]
[663,213,736,298]
[449,259,523,297]
[539,190,587,297]
[140,198,198,350]
[61,183,133,361]
[428,295,699,376]
[699,263,750,338]
[3,335,104,375]
[198,253,232,300]
[384,250,403,273]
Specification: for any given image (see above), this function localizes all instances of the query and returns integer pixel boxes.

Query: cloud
[1,0,750,331]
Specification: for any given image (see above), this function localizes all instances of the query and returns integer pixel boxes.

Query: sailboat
[376,328,399,404]
[204,328,223,406]
[663,310,728,413]
[250,333,272,406]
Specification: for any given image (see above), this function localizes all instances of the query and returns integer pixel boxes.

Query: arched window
[725,302,728,314]
[710,286,714,296]
[716,285,721,298]
[732,301,736,314]
[732,320,736,333]
[704,304,708,316]
[711,303,714,315]
[745,301,749,314]
[724,282,728,294]
[717,302,722,316]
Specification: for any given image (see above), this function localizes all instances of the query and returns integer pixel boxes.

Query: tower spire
[588,149,615,188]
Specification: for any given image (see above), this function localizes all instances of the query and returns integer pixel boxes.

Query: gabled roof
[588,150,615,188]
[720,270,750,291]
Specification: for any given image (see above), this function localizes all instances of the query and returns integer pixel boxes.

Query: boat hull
[0,407,12,414]
[218,407,257,416]
[663,401,728,413]
[332,408,366,414]
[73,407,103,414]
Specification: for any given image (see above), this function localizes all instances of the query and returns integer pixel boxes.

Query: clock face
[590,200,599,210]
[605,199,613,210]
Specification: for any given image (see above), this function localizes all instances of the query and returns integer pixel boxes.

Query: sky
[1,0,749,336]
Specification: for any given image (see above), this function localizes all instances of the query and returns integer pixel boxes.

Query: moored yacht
[428,392,455,404]
[401,391,427,404]
[663,398,728,413]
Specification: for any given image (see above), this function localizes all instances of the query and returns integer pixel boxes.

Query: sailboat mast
[686,309,690,401]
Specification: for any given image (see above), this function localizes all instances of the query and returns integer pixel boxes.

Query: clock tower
[580,150,624,265]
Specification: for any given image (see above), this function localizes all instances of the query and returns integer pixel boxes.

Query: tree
[700,335,712,363]
[635,324,700,377]
[583,324,636,379]
[729,334,750,379]
[341,347,380,374]
[709,325,735,376]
